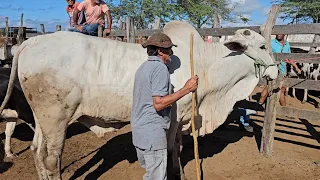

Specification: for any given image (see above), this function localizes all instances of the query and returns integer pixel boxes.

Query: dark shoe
[258,102,265,111]
[240,124,254,133]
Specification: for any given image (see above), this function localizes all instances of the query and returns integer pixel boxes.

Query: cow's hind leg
[31,114,50,180]
[42,120,67,180]
[32,126,49,180]
[5,121,17,158]
[2,109,19,159]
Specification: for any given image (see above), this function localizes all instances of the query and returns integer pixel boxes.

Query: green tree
[106,0,247,29]
[274,0,320,23]
[107,0,184,29]
[177,0,245,28]
[239,15,250,24]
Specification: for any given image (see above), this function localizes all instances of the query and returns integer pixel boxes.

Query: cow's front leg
[176,132,187,180]
[292,88,296,98]
[302,89,308,104]
[168,123,187,180]
[77,117,118,138]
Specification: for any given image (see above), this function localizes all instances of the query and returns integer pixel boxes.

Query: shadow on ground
[68,132,137,180]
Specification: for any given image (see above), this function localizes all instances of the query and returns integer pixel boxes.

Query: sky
[0,0,289,32]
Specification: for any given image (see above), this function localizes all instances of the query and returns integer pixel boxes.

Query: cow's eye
[260,45,266,50]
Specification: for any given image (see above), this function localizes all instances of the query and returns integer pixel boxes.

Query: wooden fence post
[126,17,135,43]
[40,24,45,34]
[4,17,9,60]
[154,18,160,30]
[212,10,221,43]
[309,34,320,54]
[17,13,25,45]
[119,20,126,42]
[56,25,61,32]
[259,4,281,157]
[98,25,103,37]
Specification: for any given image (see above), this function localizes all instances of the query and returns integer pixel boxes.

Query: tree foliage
[106,0,246,28]
[177,0,241,28]
[274,0,320,23]
[107,0,184,29]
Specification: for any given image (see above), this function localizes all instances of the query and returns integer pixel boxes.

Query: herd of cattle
[0,21,318,180]
[286,62,320,108]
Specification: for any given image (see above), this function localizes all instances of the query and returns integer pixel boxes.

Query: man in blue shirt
[130,33,198,180]
[259,34,301,106]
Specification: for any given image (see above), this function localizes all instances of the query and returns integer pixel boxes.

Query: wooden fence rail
[274,53,320,62]
[109,23,320,37]
[290,42,320,47]
[284,78,320,91]
[277,106,320,121]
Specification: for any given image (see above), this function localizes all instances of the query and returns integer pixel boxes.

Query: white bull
[0,21,278,180]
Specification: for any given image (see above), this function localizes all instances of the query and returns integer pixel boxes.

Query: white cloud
[230,0,263,14]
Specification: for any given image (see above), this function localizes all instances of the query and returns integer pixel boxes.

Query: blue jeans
[239,97,257,126]
[135,147,167,180]
[68,23,102,36]
[239,108,257,126]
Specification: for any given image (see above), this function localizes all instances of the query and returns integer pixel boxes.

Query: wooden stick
[190,33,201,180]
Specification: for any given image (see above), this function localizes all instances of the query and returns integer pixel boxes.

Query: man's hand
[183,76,199,93]
[152,76,199,112]
[285,59,296,65]
[104,28,111,36]
[75,25,83,32]
[286,59,302,74]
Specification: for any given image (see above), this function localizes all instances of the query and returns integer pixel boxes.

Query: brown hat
[142,33,177,48]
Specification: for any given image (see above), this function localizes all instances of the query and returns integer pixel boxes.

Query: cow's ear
[224,40,248,51]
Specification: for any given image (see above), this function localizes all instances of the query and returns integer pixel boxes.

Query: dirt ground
[0,87,319,180]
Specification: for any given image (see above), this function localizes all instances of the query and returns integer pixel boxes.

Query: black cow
[0,67,34,158]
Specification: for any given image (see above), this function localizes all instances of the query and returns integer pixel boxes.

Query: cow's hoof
[302,101,306,104]
[316,103,320,109]
[6,153,18,160]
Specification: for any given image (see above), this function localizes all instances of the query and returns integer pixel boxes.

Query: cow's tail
[0,40,30,117]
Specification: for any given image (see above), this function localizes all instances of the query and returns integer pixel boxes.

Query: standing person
[259,34,301,106]
[65,0,85,30]
[72,0,112,37]
[130,33,198,180]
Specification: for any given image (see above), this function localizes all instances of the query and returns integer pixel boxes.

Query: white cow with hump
[0,21,278,180]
